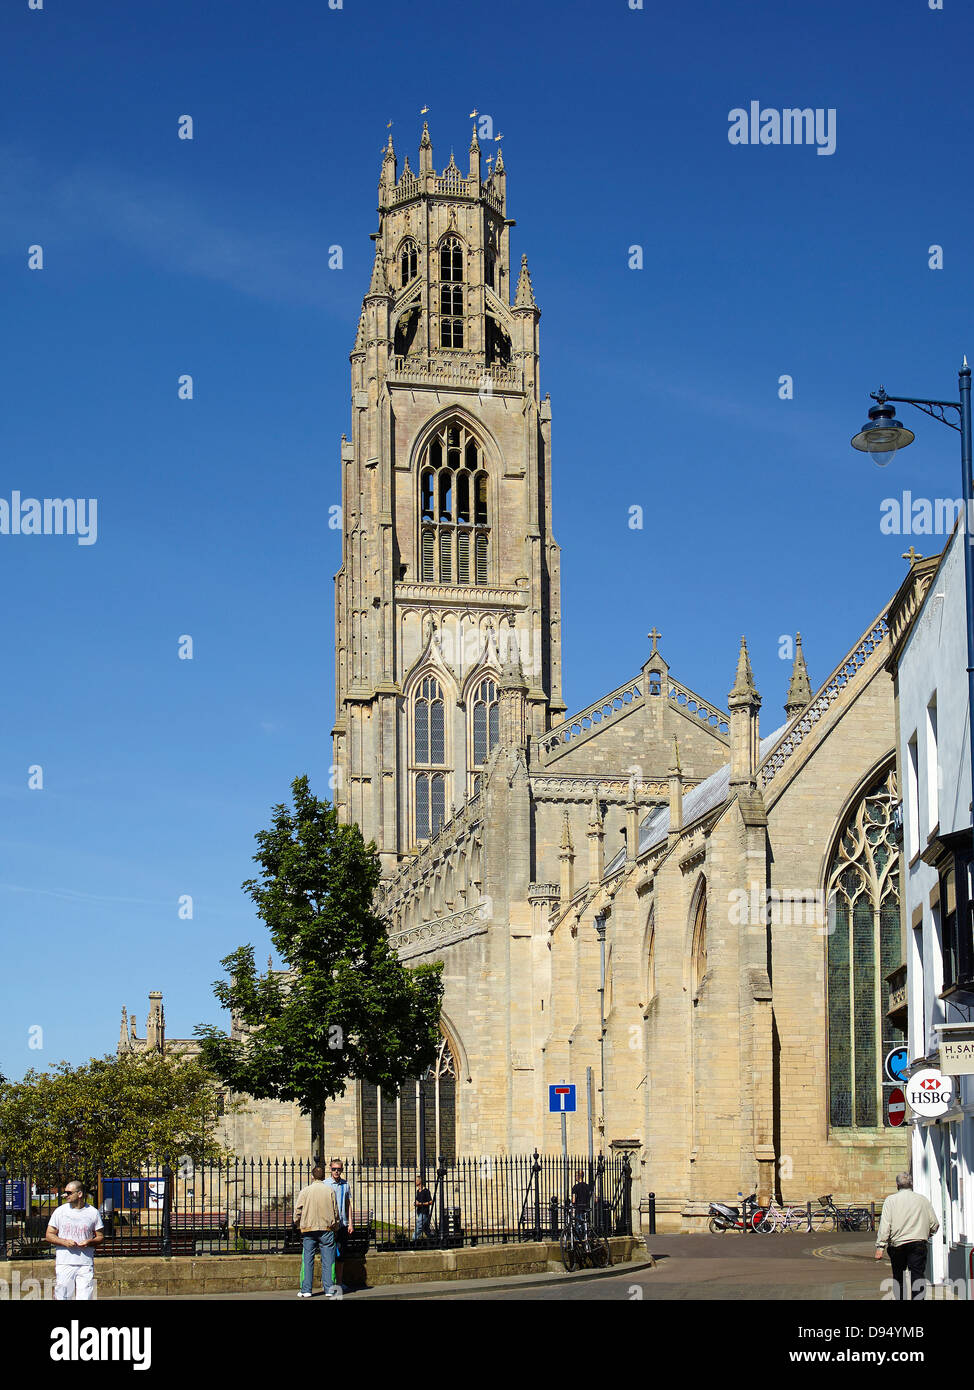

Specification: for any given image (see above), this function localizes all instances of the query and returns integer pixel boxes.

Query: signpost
[887,1087,906,1126]
[549,1083,576,1164]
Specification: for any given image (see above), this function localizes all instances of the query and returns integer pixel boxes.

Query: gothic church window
[419,420,489,585]
[360,1034,457,1166]
[470,678,499,793]
[399,240,418,287]
[690,886,707,996]
[438,236,464,348]
[826,764,900,1129]
[413,675,447,842]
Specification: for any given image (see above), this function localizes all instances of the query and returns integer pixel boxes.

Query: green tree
[0,1053,235,1181]
[195,775,443,1155]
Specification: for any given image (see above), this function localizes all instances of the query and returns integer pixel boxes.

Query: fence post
[436,1154,447,1246]
[621,1153,632,1236]
[160,1162,173,1258]
[532,1150,541,1242]
[0,1157,7,1261]
[647,1191,656,1236]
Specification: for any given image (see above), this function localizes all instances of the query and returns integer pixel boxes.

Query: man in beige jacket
[874,1172,939,1300]
[293,1165,341,1298]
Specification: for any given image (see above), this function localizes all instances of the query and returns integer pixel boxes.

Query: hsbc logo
[905,1068,954,1117]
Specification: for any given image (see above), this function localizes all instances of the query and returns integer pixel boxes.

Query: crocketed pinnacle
[588,790,603,828]
[729,636,760,703]
[494,145,505,173]
[784,632,812,719]
[367,244,388,296]
[469,124,480,152]
[515,253,536,309]
[560,808,574,853]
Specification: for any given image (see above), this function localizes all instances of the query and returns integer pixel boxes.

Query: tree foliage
[195,776,443,1137]
[0,1053,235,1178]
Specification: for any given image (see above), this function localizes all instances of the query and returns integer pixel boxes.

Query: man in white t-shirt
[46,1180,104,1300]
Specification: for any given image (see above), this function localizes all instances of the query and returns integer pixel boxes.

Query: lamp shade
[851,399,915,466]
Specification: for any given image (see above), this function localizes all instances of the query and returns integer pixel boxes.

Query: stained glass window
[826,765,900,1128]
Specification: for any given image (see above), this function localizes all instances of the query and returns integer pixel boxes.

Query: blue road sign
[885,1048,909,1084]
[549,1083,576,1113]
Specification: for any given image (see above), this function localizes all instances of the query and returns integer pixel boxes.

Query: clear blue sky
[1,0,971,1079]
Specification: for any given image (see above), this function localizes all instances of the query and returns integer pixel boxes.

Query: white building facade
[888,526,974,1296]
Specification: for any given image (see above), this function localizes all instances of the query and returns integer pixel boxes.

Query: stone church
[118,124,908,1226]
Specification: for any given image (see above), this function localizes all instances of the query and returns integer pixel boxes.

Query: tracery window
[438,237,464,348]
[469,677,499,793]
[399,239,418,287]
[826,764,900,1128]
[690,886,708,996]
[413,675,447,842]
[360,1034,457,1166]
[419,420,489,585]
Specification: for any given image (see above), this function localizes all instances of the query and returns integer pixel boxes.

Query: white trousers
[55,1264,96,1300]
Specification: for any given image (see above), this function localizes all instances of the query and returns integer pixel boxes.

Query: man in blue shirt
[325,1159,353,1293]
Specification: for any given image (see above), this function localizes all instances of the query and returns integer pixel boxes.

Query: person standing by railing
[46,1180,104,1300]
[413,1175,433,1242]
[293,1166,340,1299]
[326,1159,353,1293]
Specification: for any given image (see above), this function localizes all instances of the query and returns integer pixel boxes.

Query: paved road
[117,1232,891,1301]
[407,1233,885,1301]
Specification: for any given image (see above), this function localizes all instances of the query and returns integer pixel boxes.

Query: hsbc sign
[905,1068,955,1118]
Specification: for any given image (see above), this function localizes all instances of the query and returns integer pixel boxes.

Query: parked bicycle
[757,1195,810,1233]
[812,1194,872,1232]
[708,1192,765,1234]
[559,1207,611,1272]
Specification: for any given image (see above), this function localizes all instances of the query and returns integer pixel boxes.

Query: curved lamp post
[851,358,974,875]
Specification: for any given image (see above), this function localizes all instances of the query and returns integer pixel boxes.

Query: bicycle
[814,1194,872,1232]
[560,1207,610,1271]
[757,1196,811,1233]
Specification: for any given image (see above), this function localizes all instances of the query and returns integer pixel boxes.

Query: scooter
[708,1191,764,1233]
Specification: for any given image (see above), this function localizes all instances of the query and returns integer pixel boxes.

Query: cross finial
[902,546,924,565]
[648,627,662,654]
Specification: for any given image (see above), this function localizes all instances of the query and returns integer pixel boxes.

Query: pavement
[109,1231,889,1301]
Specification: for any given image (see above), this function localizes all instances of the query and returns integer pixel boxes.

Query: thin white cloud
[0,146,347,309]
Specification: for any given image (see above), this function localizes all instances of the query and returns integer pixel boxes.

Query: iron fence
[0,1151,632,1260]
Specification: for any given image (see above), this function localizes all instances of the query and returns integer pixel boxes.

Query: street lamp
[851,358,974,876]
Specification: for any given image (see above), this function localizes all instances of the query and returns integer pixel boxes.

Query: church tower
[333,125,565,871]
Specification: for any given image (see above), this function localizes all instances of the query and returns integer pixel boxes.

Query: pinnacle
[784,632,813,718]
[515,253,537,309]
[729,636,760,702]
[367,244,388,296]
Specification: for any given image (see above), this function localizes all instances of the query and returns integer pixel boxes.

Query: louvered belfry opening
[419,420,489,586]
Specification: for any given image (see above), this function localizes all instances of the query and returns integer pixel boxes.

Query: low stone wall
[1,1236,639,1298]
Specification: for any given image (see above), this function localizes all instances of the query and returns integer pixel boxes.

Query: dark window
[418,422,489,586]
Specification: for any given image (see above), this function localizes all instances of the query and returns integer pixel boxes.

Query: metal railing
[0,1152,632,1260]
